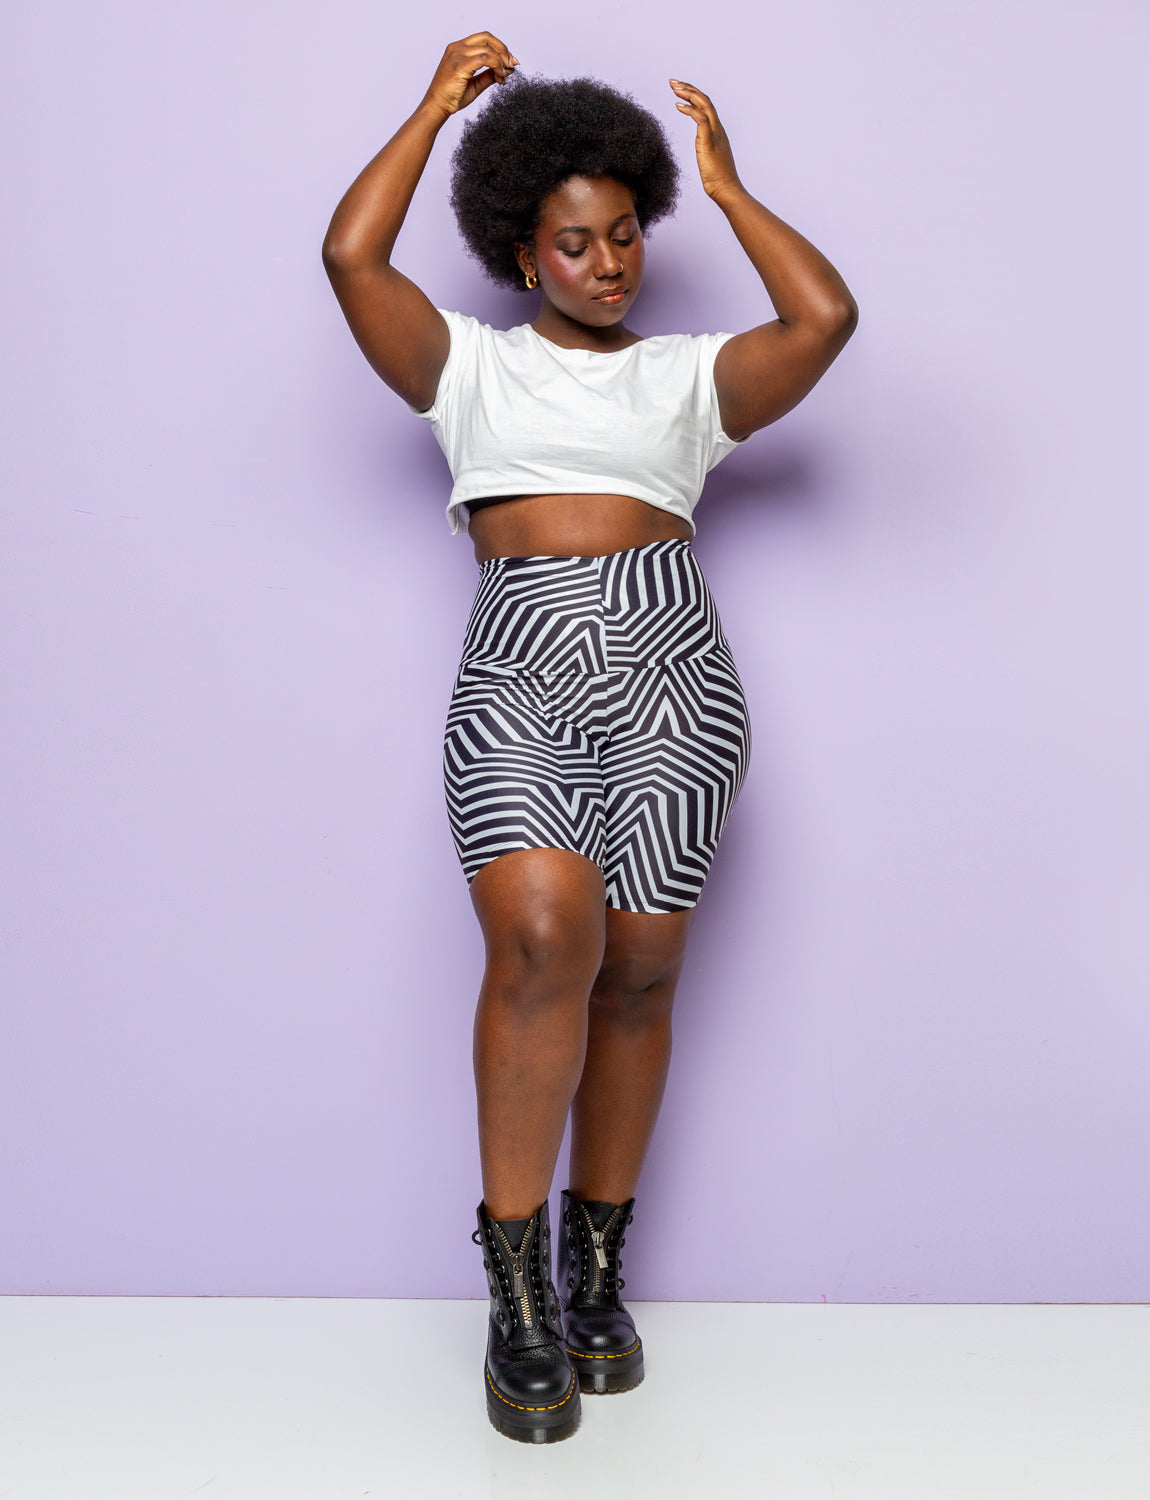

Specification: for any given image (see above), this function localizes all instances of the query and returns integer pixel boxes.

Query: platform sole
[484,1363,581,1443]
[567,1339,644,1395]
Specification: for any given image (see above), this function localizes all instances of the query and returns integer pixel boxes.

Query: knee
[484,908,604,1006]
[590,949,682,1028]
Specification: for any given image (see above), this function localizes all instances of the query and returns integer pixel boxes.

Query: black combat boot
[473,1199,581,1443]
[558,1189,644,1394]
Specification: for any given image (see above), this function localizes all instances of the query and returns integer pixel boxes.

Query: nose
[592,240,624,279]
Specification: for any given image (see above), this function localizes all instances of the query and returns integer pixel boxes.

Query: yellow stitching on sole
[565,1338,642,1361]
[485,1365,578,1413]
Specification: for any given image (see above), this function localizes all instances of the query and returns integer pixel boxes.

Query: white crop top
[410,309,747,535]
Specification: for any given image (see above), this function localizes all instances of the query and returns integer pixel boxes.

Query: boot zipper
[492,1220,534,1329]
[581,1204,620,1297]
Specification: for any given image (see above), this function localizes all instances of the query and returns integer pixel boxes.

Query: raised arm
[669,79,858,442]
[322,34,519,411]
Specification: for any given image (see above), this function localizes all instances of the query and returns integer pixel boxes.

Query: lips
[592,287,628,302]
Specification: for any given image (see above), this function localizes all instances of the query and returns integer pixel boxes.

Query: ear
[513,241,536,280]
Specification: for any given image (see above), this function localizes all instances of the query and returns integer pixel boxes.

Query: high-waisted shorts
[443,539,751,913]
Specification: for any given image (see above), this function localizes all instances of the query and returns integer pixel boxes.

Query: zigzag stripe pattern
[444,540,751,913]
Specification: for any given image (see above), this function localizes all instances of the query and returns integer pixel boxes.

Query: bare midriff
[467,493,693,563]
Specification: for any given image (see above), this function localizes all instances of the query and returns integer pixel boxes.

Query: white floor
[1,1298,1147,1499]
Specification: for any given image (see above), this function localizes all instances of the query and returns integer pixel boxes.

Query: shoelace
[607,1230,626,1295]
[473,1225,515,1309]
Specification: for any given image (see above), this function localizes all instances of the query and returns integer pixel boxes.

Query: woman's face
[517,174,644,327]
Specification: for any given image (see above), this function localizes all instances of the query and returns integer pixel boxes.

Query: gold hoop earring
[525,272,538,290]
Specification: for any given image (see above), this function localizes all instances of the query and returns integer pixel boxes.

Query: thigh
[444,675,607,884]
[599,647,752,913]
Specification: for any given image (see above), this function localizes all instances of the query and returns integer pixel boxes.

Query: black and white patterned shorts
[443,539,751,913]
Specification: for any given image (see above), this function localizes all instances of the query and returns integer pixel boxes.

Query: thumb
[466,65,500,101]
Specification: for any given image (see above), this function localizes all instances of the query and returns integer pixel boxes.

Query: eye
[613,235,636,246]
[560,248,587,258]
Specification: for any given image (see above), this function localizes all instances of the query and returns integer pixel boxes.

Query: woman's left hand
[669,79,741,201]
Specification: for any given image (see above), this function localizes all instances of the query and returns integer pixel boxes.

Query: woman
[323,33,856,1444]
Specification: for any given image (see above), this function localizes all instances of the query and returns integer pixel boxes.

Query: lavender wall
[3,0,1148,1301]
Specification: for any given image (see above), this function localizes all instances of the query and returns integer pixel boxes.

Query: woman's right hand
[422,33,519,120]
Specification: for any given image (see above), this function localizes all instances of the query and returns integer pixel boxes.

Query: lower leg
[471,849,607,1221]
[567,908,692,1203]
[475,984,588,1221]
[558,911,688,1399]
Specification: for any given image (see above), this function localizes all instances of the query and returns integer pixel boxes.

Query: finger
[670,80,715,110]
[460,46,513,82]
[470,44,520,80]
[460,33,519,67]
[673,97,706,120]
[468,67,500,97]
[462,30,514,51]
[670,83,717,130]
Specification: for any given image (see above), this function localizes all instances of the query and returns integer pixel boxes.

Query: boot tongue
[580,1199,622,1232]
[495,1216,531,1252]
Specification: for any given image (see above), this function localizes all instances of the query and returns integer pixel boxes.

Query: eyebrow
[553,214,637,236]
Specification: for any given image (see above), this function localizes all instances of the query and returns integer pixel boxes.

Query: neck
[530,302,642,353]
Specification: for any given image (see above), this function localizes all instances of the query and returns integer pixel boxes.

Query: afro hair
[449,74,680,290]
